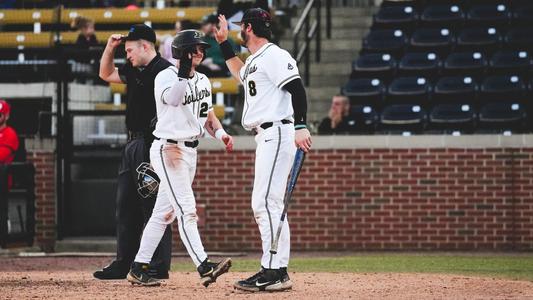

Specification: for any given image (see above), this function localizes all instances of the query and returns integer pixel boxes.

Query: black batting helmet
[171,29,210,59]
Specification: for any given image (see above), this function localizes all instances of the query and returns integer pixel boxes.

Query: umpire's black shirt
[118,53,172,132]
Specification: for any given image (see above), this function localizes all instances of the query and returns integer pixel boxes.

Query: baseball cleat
[127,262,162,286]
[234,267,292,292]
[197,257,232,287]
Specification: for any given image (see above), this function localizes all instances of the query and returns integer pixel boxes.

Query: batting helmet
[171,29,210,59]
[136,162,160,199]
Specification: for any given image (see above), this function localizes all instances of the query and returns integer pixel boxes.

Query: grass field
[171,253,533,281]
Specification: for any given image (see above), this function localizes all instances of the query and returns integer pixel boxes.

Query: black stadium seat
[480,75,527,103]
[409,28,454,57]
[397,52,440,80]
[456,27,501,54]
[429,103,475,133]
[380,104,427,134]
[511,5,533,26]
[478,102,527,133]
[362,29,407,58]
[373,5,417,31]
[467,4,511,28]
[433,76,477,103]
[489,50,530,76]
[351,53,396,83]
[349,105,379,133]
[342,78,386,105]
[420,4,465,29]
[505,28,533,52]
[387,76,431,104]
[381,0,419,9]
[442,51,487,78]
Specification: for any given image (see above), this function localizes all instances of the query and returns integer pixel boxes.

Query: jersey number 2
[248,81,257,96]
[199,102,208,118]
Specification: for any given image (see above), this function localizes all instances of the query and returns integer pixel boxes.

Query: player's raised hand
[221,134,234,153]
[214,15,229,43]
[295,128,312,153]
[106,34,123,49]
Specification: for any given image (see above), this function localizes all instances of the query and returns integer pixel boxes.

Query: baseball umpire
[214,8,312,292]
[93,24,172,280]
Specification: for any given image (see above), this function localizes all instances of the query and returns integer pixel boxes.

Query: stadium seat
[361,29,407,58]
[397,52,440,80]
[433,76,477,103]
[420,4,465,29]
[372,5,417,31]
[488,50,530,76]
[342,78,386,105]
[0,7,215,25]
[480,75,527,103]
[409,28,454,57]
[466,4,511,28]
[504,28,533,52]
[387,76,431,104]
[429,103,475,133]
[379,104,427,134]
[478,102,527,133]
[511,5,533,26]
[456,27,501,55]
[442,51,487,78]
[351,53,396,83]
[348,105,379,134]
[381,0,419,9]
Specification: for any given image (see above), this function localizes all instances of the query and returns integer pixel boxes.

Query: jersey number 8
[248,80,257,96]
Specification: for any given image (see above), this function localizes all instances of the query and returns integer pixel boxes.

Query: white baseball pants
[252,123,296,269]
[135,139,208,267]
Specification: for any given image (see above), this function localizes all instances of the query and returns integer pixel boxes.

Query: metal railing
[292,0,333,86]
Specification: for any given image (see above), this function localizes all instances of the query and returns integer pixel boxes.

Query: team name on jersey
[182,86,211,105]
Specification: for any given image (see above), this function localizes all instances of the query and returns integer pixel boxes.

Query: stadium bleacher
[346,0,533,134]
[0,4,242,126]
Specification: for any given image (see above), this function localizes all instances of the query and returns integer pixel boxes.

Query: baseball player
[214,8,312,292]
[127,29,233,287]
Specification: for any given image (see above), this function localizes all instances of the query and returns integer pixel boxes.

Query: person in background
[0,100,19,165]
[318,95,357,135]
[197,13,239,77]
[72,16,98,48]
[159,20,182,65]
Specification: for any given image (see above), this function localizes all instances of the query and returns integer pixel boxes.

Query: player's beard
[240,29,249,48]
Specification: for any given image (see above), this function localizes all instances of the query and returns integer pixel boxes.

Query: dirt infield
[1,257,532,299]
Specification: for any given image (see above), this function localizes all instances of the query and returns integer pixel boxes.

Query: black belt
[155,137,199,148]
[128,131,145,141]
[253,120,292,135]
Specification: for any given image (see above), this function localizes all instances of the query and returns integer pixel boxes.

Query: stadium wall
[27,136,533,252]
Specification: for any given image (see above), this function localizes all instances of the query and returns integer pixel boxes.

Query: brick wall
[166,147,533,252]
[27,150,55,251]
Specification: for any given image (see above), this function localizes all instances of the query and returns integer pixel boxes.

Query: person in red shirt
[0,100,19,164]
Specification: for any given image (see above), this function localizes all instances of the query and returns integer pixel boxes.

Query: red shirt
[0,126,19,164]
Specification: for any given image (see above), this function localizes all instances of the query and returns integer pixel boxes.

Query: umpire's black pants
[115,136,172,272]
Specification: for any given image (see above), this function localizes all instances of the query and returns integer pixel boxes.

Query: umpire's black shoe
[93,261,128,280]
[127,262,162,286]
[197,257,232,287]
[234,267,292,292]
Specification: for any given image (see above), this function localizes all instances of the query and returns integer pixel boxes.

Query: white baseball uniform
[239,42,299,269]
[135,67,212,267]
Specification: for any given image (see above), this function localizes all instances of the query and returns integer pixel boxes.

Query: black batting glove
[178,47,194,79]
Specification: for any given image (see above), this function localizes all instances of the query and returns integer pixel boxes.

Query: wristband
[219,40,236,61]
[294,124,307,130]
[214,128,227,141]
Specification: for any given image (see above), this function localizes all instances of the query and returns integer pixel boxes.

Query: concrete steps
[282,6,373,122]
